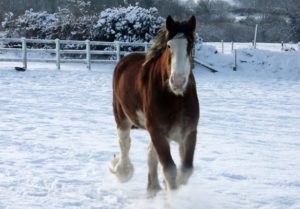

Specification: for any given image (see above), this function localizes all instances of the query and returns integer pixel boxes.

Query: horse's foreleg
[110,125,134,182]
[147,142,161,193]
[149,130,177,190]
[177,130,197,186]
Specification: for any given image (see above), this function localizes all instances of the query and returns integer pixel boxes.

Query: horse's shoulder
[114,53,145,79]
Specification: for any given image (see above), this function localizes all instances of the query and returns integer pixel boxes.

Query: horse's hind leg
[147,142,161,193]
[177,130,197,186]
[110,101,134,182]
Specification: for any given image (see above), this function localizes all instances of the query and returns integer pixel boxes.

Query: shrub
[2,6,164,44]
[93,6,164,42]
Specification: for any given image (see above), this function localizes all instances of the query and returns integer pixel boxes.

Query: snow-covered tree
[64,0,92,17]
[93,6,164,42]
[286,0,300,41]
[2,9,57,38]
[2,5,163,43]
[2,8,96,40]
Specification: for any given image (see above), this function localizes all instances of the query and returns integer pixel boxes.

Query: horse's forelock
[143,19,195,67]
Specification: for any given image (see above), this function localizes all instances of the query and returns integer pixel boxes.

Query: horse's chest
[167,125,185,142]
[137,111,188,143]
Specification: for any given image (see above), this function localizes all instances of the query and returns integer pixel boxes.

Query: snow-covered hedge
[2,9,57,39]
[93,6,164,42]
[2,6,164,43]
[2,8,95,40]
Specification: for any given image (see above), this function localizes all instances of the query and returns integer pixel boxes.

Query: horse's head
[165,16,196,95]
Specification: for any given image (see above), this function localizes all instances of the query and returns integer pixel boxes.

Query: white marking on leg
[177,167,193,186]
[163,166,177,190]
[110,127,134,182]
[179,141,184,163]
[136,110,145,127]
[118,128,130,158]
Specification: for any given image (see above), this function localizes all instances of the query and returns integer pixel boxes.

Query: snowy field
[195,44,300,81]
[0,58,299,209]
[206,42,299,54]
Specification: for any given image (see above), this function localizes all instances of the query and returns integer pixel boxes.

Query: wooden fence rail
[1,38,299,71]
[0,38,151,70]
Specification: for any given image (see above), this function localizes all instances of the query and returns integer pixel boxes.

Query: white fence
[207,41,300,54]
[1,38,299,71]
[0,38,151,70]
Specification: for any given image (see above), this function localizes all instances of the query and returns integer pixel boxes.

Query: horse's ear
[166,16,175,32]
[188,15,196,32]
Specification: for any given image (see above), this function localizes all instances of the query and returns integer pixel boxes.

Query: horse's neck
[147,63,167,92]
[142,52,168,87]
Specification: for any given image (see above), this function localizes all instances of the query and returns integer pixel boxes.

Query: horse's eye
[167,44,171,48]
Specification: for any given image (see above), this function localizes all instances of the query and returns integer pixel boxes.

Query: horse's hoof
[162,179,178,190]
[110,155,119,169]
[147,186,161,197]
[176,167,193,186]
[109,156,134,182]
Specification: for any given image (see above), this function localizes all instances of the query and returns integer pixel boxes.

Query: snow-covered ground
[196,44,300,80]
[206,42,299,54]
[0,45,300,209]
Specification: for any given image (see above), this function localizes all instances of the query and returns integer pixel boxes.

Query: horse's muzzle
[170,75,186,89]
[169,75,187,95]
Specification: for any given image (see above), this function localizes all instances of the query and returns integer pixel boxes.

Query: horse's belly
[122,107,146,129]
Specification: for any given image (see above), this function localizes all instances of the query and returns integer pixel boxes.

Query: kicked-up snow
[0,59,299,209]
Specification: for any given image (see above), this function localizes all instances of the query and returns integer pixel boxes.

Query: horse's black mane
[143,28,168,66]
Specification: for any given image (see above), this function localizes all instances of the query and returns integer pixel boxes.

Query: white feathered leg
[110,128,134,182]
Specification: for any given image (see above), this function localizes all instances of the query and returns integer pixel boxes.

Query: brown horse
[110,16,199,192]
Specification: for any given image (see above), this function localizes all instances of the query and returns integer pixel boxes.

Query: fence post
[221,40,224,54]
[231,41,234,53]
[21,37,27,69]
[115,41,120,62]
[86,40,91,70]
[55,38,60,70]
[144,42,148,53]
[281,41,284,51]
[233,49,237,71]
[298,42,300,51]
[253,24,258,49]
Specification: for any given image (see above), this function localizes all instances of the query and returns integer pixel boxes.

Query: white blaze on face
[167,33,191,95]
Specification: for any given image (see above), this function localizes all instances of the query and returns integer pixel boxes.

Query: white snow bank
[195,43,300,80]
